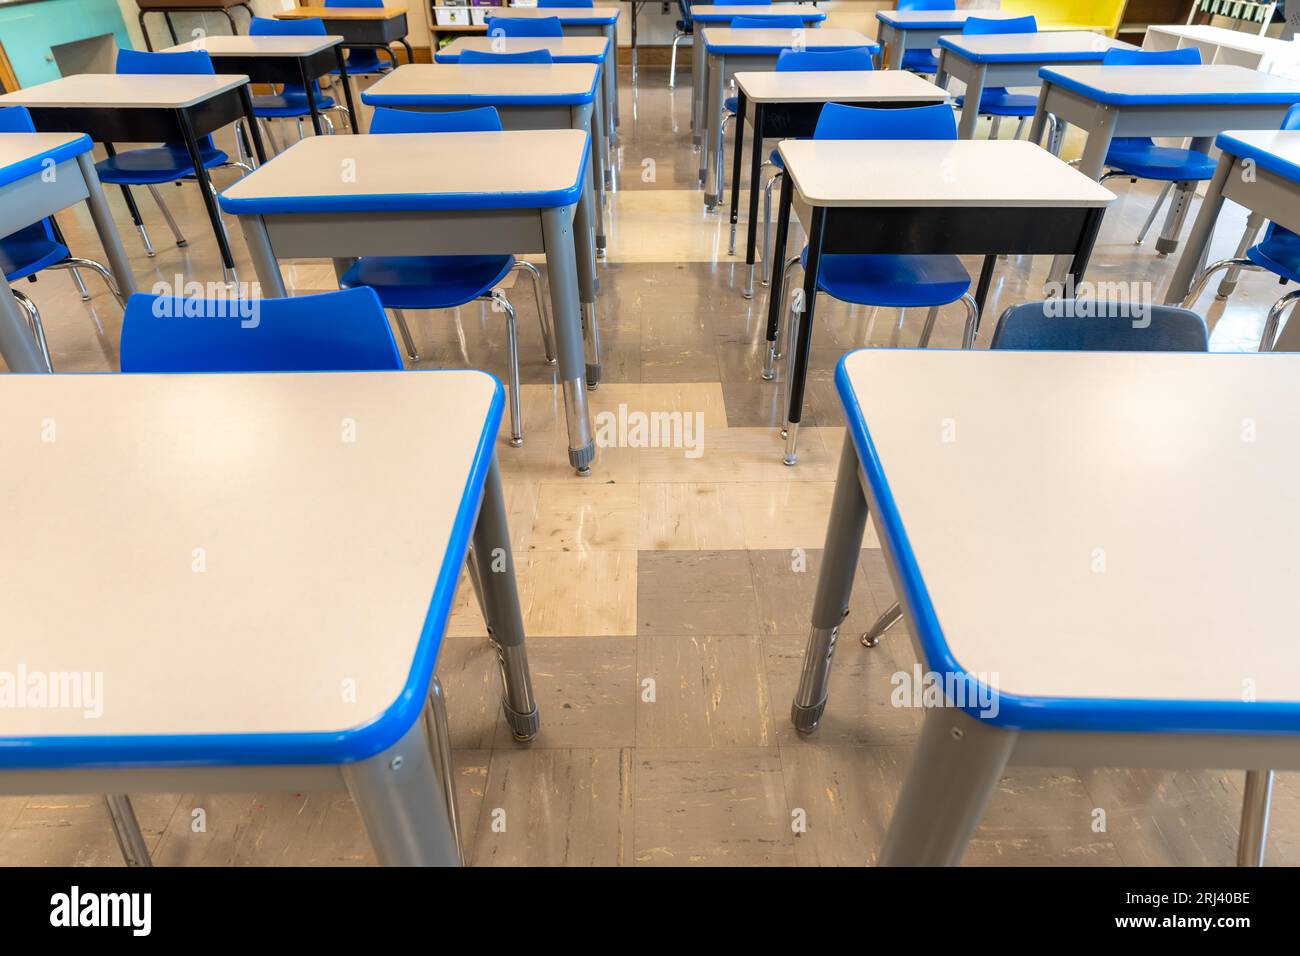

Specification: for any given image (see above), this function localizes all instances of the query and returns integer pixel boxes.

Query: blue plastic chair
[1180,103,1300,350]
[120,287,404,372]
[458,49,556,65]
[989,300,1209,351]
[334,106,554,444]
[750,47,877,291]
[669,0,693,88]
[1095,48,1216,247]
[326,0,398,76]
[0,106,123,370]
[775,104,977,453]
[96,49,253,265]
[247,17,351,146]
[896,0,956,74]
[954,15,1039,139]
[486,16,565,38]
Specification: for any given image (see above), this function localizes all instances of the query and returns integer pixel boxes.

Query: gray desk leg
[704,53,725,208]
[607,25,620,132]
[956,63,986,140]
[77,152,138,298]
[238,215,289,298]
[883,25,901,70]
[575,164,602,389]
[1164,152,1232,306]
[692,30,706,147]
[791,431,870,733]
[591,96,611,230]
[0,273,48,373]
[1155,137,1213,257]
[879,708,1016,866]
[343,697,461,866]
[470,455,540,741]
[1027,84,1051,149]
[1047,105,1117,287]
[603,31,618,142]
[541,205,597,474]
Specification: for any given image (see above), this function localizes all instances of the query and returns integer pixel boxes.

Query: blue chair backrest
[1283,103,1300,130]
[989,301,1209,351]
[814,101,956,140]
[540,0,592,5]
[488,16,565,37]
[777,47,875,72]
[250,15,327,36]
[0,106,59,276]
[370,105,502,134]
[0,104,35,133]
[899,0,956,10]
[963,14,1037,34]
[117,48,216,76]
[459,48,555,64]
[1102,47,1200,66]
[732,15,805,29]
[120,287,404,372]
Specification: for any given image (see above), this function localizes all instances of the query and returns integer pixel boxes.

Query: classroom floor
[3,63,1299,867]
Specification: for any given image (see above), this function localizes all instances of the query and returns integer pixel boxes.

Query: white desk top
[0,370,496,738]
[777,139,1115,208]
[877,9,1021,26]
[364,62,599,100]
[0,131,89,170]
[491,5,619,20]
[939,31,1130,60]
[702,27,874,52]
[691,3,826,17]
[163,35,344,57]
[841,349,1300,707]
[1042,63,1300,100]
[736,69,948,103]
[220,128,588,206]
[436,36,609,59]
[0,73,249,110]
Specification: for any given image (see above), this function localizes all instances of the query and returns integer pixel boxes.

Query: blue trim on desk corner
[708,40,880,56]
[361,77,599,108]
[835,350,1300,736]
[875,12,970,28]
[1040,67,1300,106]
[693,10,827,22]
[1217,131,1300,184]
[0,371,507,771]
[937,37,1128,63]
[0,133,93,190]
[435,36,610,64]
[217,132,591,214]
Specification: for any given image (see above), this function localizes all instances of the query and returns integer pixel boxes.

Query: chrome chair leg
[1014,116,1027,140]
[136,221,156,258]
[1180,257,1259,310]
[70,266,90,300]
[146,184,189,249]
[1261,288,1300,352]
[989,115,1002,139]
[762,166,780,288]
[52,257,123,308]
[324,114,336,135]
[1237,770,1274,867]
[103,794,152,867]
[1135,181,1173,246]
[669,32,685,88]
[1218,211,1266,298]
[260,118,282,155]
[484,289,524,446]
[918,305,941,347]
[390,308,419,361]
[424,675,463,866]
[512,259,556,365]
[296,116,306,142]
[959,293,979,349]
[11,289,52,372]
[861,601,903,647]
[762,254,800,380]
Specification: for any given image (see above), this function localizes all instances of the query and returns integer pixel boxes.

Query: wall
[0,0,133,85]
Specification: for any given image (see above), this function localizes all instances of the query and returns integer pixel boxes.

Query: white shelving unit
[1143,23,1300,78]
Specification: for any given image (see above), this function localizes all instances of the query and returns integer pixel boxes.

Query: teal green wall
[0,0,134,88]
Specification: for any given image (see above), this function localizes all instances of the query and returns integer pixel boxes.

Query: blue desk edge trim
[361,86,598,107]
[693,11,827,21]
[0,133,93,190]
[835,350,1300,736]
[707,40,880,55]
[937,37,1127,62]
[0,371,507,771]
[1218,131,1300,184]
[1040,68,1300,106]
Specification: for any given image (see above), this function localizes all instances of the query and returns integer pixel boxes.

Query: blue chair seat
[725,95,739,114]
[333,48,393,76]
[802,248,971,308]
[339,254,515,310]
[901,49,939,73]
[769,148,784,170]
[1105,139,1215,182]
[95,144,229,185]
[1246,227,1300,286]
[252,91,339,117]
[0,223,69,282]
[954,88,1037,117]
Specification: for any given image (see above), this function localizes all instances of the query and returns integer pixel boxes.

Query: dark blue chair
[669,0,693,88]
[775,103,977,459]
[458,48,556,65]
[1096,48,1216,247]
[486,16,565,38]
[1180,103,1300,350]
[334,106,554,445]
[752,46,877,292]
[247,17,352,147]
[326,0,398,76]
[896,0,956,74]
[96,50,253,268]
[0,106,123,369]
[989,301,1209,351]
[120,287,404,372]
[954,15,1039,139]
